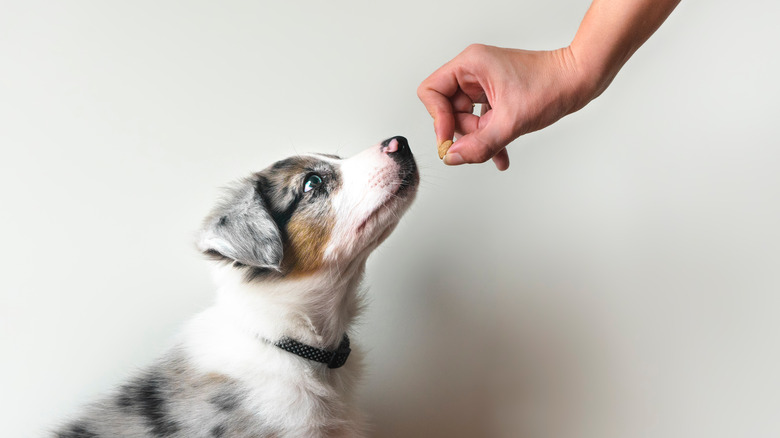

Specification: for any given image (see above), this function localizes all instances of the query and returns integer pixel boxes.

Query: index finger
[417,68,460,147]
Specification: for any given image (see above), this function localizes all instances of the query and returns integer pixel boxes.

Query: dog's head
[198,136,418,280]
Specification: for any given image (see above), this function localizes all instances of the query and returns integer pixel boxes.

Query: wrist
[565,41,620,106]
[553,45,607,114]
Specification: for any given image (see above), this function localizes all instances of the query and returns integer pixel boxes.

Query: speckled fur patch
[52,351,272,438]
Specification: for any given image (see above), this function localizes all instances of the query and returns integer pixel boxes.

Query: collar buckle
[327,336,351,369]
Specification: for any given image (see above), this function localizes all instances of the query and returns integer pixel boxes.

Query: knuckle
[416,77,432,95]
[463,43,491,60]
[465,43,487,54]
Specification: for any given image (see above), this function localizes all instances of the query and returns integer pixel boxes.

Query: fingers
[451,89,475,114]
[419,89,455,148]
[454,112,480,137]
[417,69,461,147]
[445,110,514,169]
[491,148,510,171]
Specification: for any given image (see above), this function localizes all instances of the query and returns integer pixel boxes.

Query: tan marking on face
[282,209,334,276]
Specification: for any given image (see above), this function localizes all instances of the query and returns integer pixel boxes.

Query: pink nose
[384,138,399,153]
[380,136,411,159]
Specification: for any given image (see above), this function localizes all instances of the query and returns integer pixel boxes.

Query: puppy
[53,136,418,438]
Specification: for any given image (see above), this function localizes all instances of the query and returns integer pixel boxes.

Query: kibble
[438,140,453,159]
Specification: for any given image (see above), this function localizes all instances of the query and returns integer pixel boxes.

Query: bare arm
[572,0,681,98]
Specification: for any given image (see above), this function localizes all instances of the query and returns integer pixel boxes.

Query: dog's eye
[303,174,323,193]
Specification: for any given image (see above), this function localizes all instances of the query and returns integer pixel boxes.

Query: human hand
[417,44,597,171]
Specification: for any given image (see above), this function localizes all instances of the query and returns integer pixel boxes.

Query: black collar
[273,334,351,369]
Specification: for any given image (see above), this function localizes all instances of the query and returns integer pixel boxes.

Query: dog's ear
[197,180,283,270]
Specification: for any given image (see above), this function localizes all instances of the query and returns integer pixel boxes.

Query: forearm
[570,0,680,96]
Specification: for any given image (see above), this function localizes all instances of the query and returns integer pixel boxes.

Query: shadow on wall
[365,255,615,438]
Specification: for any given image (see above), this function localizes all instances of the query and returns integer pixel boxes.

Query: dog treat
[438,140,453,159]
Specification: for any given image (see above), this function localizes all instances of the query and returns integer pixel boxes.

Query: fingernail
[443,152,464,166]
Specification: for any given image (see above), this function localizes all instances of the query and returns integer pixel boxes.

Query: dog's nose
[381,136,411,158]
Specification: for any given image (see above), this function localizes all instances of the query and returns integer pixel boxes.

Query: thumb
[445,110,515,165]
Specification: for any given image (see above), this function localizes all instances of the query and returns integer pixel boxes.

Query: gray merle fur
[198,179,284,270]
[51,352,270,437]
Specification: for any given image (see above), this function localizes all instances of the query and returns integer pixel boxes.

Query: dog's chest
[178,308,364,436]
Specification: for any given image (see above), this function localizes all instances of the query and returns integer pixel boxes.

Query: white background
[2,1,779,437]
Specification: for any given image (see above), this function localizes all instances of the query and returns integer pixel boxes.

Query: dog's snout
[381,136,411,159]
